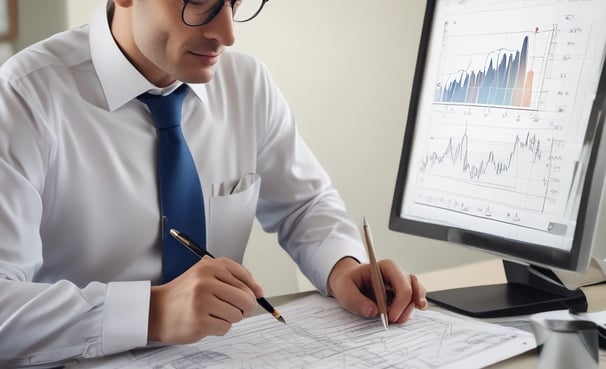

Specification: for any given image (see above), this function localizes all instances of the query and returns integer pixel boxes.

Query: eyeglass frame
[181,0,269,27]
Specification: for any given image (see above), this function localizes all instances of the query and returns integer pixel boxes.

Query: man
[0,0,427,367]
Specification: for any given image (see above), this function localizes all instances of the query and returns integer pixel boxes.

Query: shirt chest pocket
[207,173,261,263]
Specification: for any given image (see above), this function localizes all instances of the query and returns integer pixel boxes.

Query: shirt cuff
[310,242,369,296]
[102,281,150,355]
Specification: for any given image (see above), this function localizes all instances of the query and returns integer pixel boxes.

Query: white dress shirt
[0,6,367,369]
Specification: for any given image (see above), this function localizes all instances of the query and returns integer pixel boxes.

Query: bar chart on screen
[435,29,555,111]
[430,1,591,113]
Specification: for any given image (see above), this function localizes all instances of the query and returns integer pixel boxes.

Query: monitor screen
[390,0,606,317]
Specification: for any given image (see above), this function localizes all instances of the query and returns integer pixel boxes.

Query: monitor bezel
[389,0,606,273]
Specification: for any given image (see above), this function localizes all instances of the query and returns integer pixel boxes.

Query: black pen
[169,228,287,324]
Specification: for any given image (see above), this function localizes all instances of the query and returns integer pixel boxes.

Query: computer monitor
[389,0,606,317]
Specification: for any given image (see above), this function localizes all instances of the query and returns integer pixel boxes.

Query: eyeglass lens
[182,0,266,26]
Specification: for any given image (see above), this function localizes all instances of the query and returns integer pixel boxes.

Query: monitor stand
[426,260,588,318]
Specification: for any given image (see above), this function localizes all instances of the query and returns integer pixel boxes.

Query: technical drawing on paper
[68,294,535,369]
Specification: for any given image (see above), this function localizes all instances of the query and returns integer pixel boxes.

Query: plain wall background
[12,0,494,297]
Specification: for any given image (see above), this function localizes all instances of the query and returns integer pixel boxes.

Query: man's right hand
[147,256,264,344]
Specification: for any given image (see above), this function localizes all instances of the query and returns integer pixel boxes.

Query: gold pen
[363,217,389,330]
[169,228,287,324]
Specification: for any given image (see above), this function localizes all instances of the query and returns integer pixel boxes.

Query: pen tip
[169,229,179,237]
[270,307,287,324]
[363,216,368,226]
[273,310,287,324]
[380,314,388,330]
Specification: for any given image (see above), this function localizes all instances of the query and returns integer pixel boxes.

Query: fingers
[384,266,428,324]
[327,258,381,319]
[338,278,382,319]
[148,257,261,345]
[213,257,265,299]
[330,259,429,325]
[191,257,262,318]
[410,274,428,310]
[377,260,414,323]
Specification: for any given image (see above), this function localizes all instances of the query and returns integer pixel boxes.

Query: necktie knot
[138,84,190,129]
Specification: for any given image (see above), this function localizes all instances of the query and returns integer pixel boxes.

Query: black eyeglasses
[181,0,269,27]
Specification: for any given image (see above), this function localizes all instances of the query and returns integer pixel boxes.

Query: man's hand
[327,257,428,324]
[148,257,264,344]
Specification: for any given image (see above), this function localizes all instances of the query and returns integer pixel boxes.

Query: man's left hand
[327,257,428,324]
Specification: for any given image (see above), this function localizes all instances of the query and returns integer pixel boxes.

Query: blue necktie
[138,84,206,282]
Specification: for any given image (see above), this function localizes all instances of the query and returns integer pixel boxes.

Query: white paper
[66,294,535,369]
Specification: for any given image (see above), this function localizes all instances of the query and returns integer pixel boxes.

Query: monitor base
[427,260,588,318]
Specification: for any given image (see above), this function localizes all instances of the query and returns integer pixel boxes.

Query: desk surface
[269,258,606,369]
[416,258,606,369]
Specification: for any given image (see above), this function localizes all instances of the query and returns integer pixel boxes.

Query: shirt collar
[89,6,209,111]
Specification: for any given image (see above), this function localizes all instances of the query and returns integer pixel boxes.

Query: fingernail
[366,306,376,318]
[420,298,428,309]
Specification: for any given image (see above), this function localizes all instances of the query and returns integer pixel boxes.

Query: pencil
[362,217,389,330]
[169,228,287,324]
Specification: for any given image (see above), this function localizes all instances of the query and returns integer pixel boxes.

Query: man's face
[127,0,235,86]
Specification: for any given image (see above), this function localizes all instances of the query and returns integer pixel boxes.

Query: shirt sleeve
[250,60,369,294]
[0,279,150,368]
[0,77,150,367]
